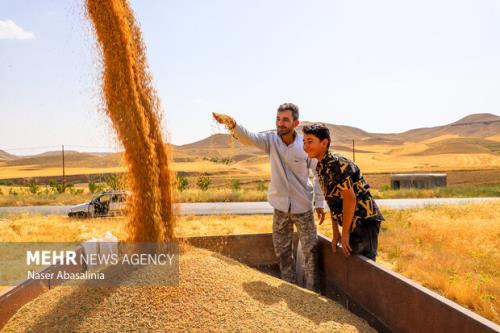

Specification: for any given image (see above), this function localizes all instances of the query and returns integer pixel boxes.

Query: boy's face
[303,133,328,159]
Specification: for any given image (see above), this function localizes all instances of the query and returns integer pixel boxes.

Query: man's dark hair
[277,103,299,120]
[302,123,331,149]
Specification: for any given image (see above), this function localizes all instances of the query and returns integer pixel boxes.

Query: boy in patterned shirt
[302,124,384,260]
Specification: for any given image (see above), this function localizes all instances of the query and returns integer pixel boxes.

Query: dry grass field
[0,201,498,323]
[379,203,500,323]
[1,150,499,181]
[0,164,125,180]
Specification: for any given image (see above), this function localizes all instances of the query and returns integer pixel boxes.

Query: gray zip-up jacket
[232,124,325,214]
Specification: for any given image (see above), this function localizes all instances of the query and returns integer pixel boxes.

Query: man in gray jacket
[213,103,325,291]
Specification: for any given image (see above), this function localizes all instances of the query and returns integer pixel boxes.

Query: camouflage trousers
[272,208,318,291]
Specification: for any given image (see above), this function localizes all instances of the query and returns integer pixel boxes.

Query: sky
[1,0,500,155]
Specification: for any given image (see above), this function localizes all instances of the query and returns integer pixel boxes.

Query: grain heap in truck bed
[2,247,374,333]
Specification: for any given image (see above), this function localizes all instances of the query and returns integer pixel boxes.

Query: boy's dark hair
[302,123,331,149]
[277,103,299,120]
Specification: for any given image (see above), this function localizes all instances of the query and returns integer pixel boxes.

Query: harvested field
[1,247,374,333]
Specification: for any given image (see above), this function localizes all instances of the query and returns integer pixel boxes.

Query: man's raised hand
[212,112,236,130]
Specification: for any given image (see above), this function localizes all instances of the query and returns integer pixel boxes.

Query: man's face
[276,110,299,136]
[303,133,328,159]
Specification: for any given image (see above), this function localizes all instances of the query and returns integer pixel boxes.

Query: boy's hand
[315,208,325,225]
[341,232,352,256]
[212,112,236,130]
[332,232,341,252]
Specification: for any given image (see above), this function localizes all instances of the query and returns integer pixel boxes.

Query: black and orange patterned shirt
[316,152,384,231]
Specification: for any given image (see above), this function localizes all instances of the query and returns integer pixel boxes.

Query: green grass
[0,183,498,207]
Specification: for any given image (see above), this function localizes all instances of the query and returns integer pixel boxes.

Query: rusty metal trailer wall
[0,233,499,333]
[316,234,498,333]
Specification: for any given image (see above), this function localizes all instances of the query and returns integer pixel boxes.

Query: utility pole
[352,140,355,162]
[62,145,66,191]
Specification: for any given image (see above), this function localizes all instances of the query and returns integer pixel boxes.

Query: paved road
[0,197,498,216]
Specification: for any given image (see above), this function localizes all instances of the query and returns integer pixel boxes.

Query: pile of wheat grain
[2,247,374,333]
[85,0,175,242]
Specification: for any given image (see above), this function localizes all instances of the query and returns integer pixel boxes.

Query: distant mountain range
[176,113,500,157]
[1,113,499,167]
[182,113,500,146]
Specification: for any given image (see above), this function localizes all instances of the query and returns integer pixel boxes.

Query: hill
[180,133,245,149]
[0,150,17,161]
[395,113,500,142]
[4,151,123,168]
[1,113,499,179]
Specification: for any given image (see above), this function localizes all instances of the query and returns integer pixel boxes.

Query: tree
[177,175,189,192]
[196,174,211,191]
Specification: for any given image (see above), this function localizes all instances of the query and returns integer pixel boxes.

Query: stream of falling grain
[85,0,175,242]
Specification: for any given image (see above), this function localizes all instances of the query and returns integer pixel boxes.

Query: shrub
[256,180,268,192]
[206,156,233,165]
[88,181,98,194]
[231,179,241,192]
[27,183,40,194]
[49,180,66,194]
[380,184,391,192]
[105,175,122,190]
[70,188,84,195]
